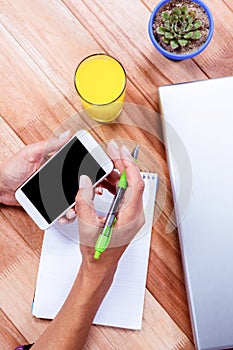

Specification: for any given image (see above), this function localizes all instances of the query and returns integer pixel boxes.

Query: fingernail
[59,130,70,139]
[79,175,89,188]
[67,210,76,219]
[109,140,119,151]
[59,218,67,225]
[121,145,133,161]
[97,186,103,195]
[108,140,119,158]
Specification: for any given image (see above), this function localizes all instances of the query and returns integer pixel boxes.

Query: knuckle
[136,179,145,192]
[75,191,83,206]
[66,209,75,220]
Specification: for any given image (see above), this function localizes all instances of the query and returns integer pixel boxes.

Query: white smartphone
[15,130,113,230]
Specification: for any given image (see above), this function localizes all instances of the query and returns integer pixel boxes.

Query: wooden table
[0,1,232,349]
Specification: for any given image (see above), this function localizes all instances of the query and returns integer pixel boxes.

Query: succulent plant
[156,5,203,49]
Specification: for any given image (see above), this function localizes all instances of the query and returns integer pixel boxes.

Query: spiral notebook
[32,172,158,330]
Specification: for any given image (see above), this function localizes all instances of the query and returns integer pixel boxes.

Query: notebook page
[32,173,158,329]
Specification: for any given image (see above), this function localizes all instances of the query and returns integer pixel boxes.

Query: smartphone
[15,130,113,230]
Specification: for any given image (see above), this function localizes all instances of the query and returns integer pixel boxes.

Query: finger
[59,217,76,225]
[99,179,117,195]
[107,140,124,173]
[98,217,106,225]
[75,175,98,225]
[119,145,145,205]
[58,207,76,225]
[94,183,117,196]
[95,169,120,195]
[120,145,144,189]
[44,130,71,155]
[95,185,103,195]
[105,169,120,186]
[22,130,71,164]
[65,208,76,220]
[76,175,102,247]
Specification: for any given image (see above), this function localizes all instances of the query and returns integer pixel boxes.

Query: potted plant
[148,0,214,60]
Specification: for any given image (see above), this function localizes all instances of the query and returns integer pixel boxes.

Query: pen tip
[132,145,140,159]
[94,251,101,259]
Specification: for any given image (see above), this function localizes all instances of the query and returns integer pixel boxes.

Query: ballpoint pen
[94,145,140,259]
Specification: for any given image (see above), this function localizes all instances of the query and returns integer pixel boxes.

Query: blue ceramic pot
[148,0,214,60]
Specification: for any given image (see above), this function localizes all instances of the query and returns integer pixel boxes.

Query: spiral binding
[142,172,156,180]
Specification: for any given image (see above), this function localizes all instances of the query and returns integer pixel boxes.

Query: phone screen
[21,137,106,224]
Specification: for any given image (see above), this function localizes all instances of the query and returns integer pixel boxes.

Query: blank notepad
[32,172,158,330]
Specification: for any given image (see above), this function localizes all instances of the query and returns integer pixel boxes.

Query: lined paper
[32,173,158,330]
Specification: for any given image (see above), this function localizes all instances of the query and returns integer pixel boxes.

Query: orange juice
[74,54,126,122]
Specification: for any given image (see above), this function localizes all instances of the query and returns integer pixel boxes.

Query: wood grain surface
[0,0,232,349]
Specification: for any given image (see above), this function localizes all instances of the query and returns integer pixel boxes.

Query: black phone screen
[21,137,106,224]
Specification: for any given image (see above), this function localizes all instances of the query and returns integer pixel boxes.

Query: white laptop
[159,76,233,350]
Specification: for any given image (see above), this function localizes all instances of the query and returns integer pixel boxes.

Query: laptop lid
[159,76,233,350]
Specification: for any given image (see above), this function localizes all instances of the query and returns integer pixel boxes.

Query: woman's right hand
[75,141,145,272]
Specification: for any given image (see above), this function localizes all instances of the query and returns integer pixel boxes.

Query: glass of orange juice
[74,54,126,122]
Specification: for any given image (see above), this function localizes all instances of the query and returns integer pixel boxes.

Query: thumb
[75,175,96,223]
[44,130,71,155]
[76,175,102,247]
[22,130,71,164]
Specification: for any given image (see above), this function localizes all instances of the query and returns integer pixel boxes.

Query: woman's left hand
[0,131,70,206]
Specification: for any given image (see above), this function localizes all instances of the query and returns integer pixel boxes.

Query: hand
[75,141,145,273]
[0,130,70,206]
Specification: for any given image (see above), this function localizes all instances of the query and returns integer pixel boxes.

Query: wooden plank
[222,0,233,12]
[193,0,233,76]
[0,117,45,252]
[0,22,77,143]
[83,327,116,350]
[0,116,25,160]
[98,290,194,350]
[148,214,193,339]
[0,212,33,273]
[0,0,94,108]
[0,212,45,344]
[0,250,51,343]
[0,205,44,253]
[0,310,28,350]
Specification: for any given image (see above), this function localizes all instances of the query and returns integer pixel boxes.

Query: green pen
[94,145,139,259]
